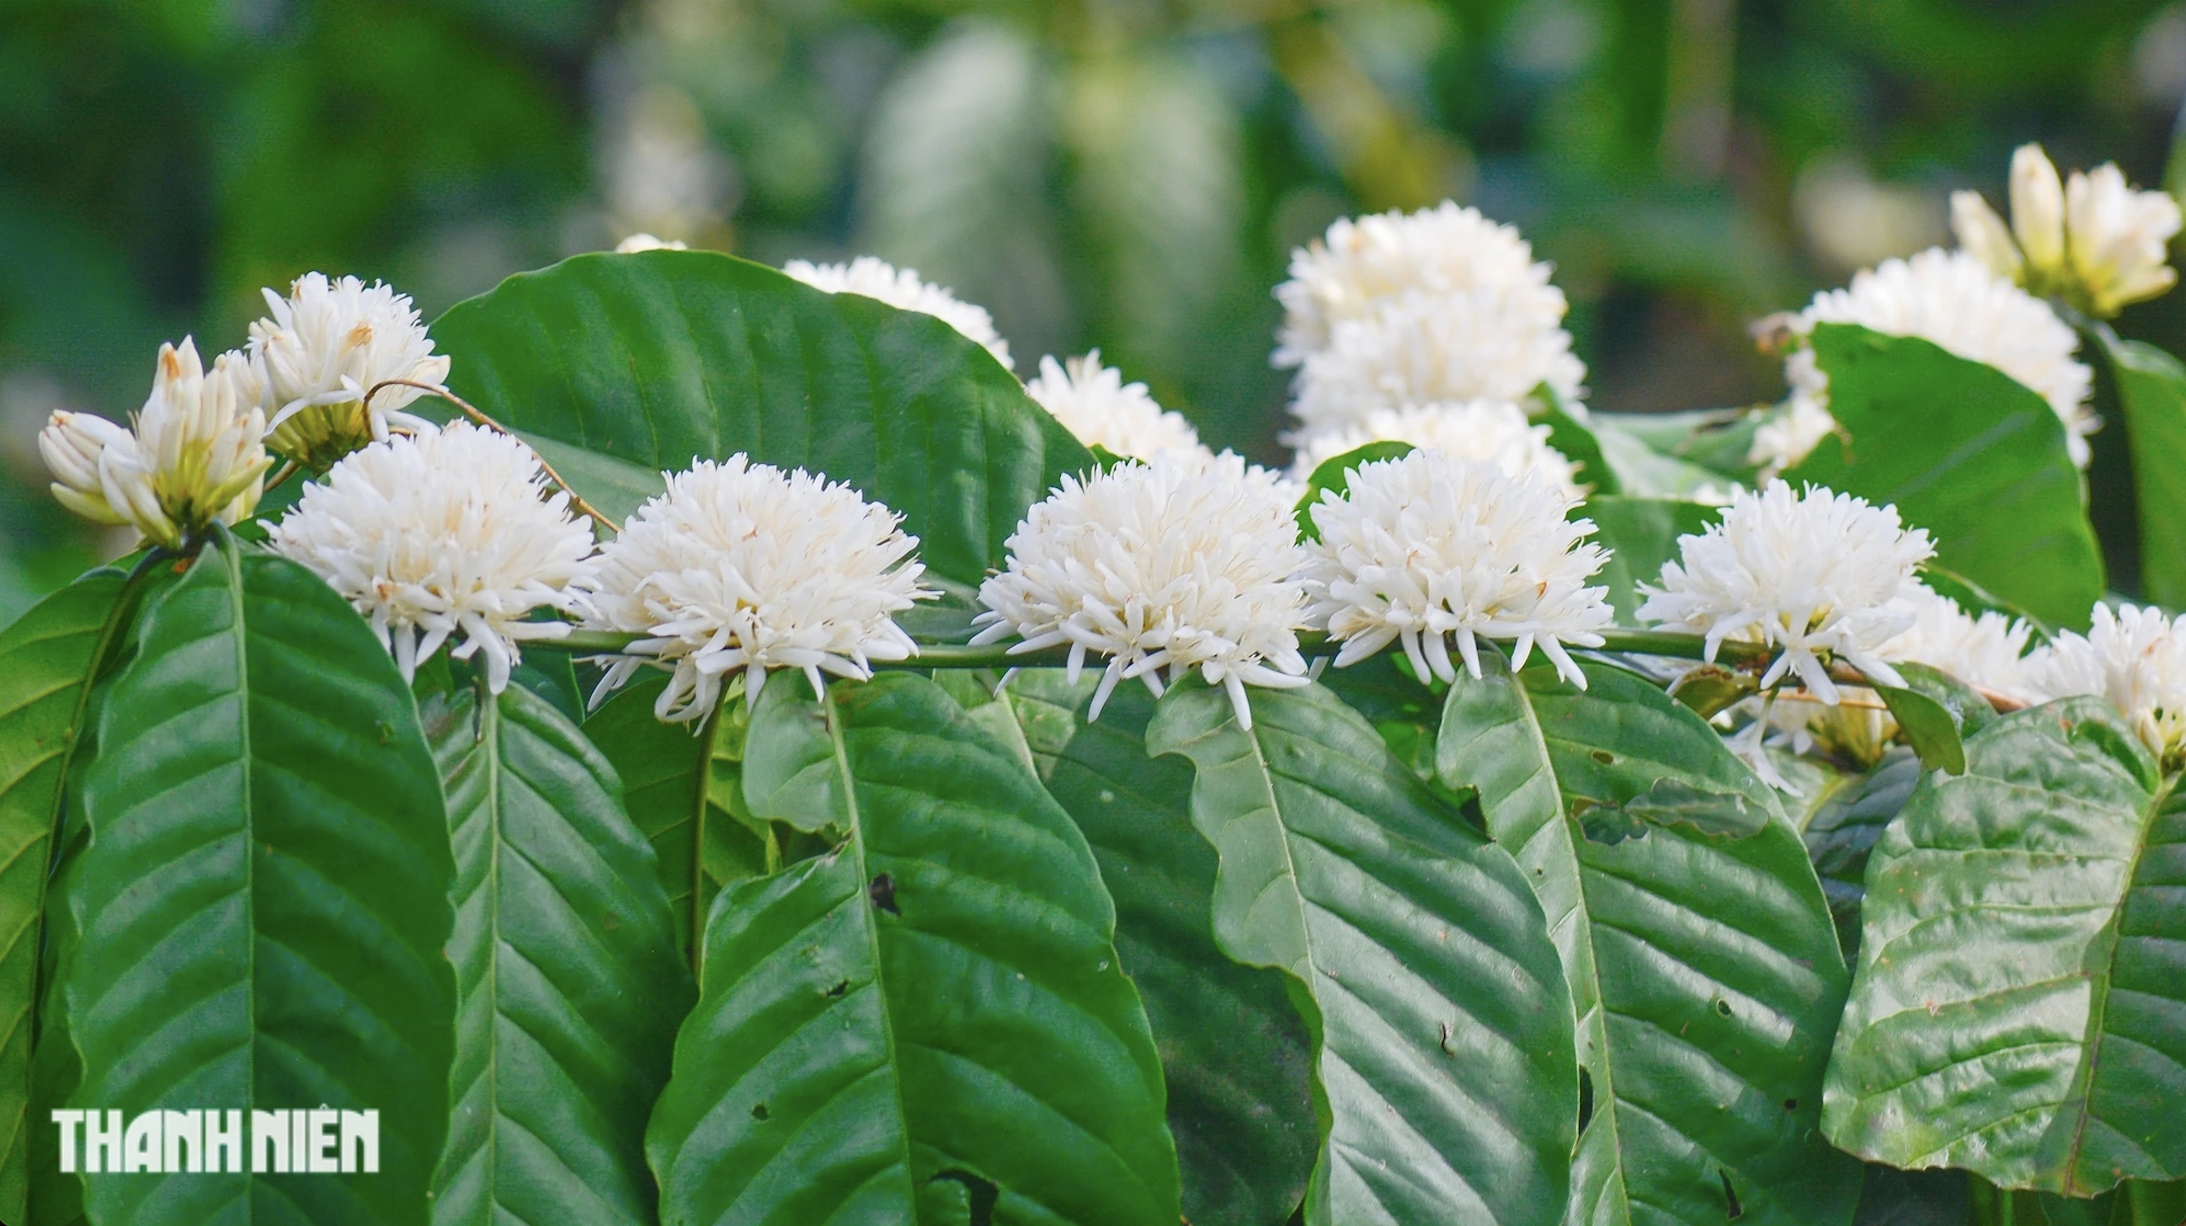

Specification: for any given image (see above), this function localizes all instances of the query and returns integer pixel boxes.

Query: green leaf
[1292,441,1413,541]
[1539,392,1618,495]
[584,674,773,962]
[646,672,1179,1223]
[0,568,133,1222]
[1007,670,1315,1226]
[1145,679,1577,1226]
[1823,698,2186,1196]
[422,682,694,1226]
[431,249,1093,588]
[1435,655,1860,1226]
[1801,748,1923,958]
[1593,420,1741,499]
[62,538,456,1224]
[1591,407,1762,482]
[1584,495,1720,626]
[1874,662,1996,775]
[2099,331,2186,610]
[1784,324,2104,629]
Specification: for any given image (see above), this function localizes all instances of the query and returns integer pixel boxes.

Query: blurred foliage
[5,0,2186,614]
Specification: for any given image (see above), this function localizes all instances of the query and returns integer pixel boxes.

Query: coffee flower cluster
[1953,143,2182,319]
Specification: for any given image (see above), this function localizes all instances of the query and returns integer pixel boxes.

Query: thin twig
[363,378,620,534]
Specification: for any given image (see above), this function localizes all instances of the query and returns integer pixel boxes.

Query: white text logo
[52,1109,379,1175]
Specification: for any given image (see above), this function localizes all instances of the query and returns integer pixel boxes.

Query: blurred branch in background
[4,0,2184,615]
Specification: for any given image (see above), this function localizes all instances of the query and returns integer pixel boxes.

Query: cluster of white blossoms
[588,456,935,722]
[1289,400,1581,495]
[1639,483,1934,704]
[39,340,271,549]
[1274,203,1585,452]
[2025,603,2186,759]
[1023,351,1207,462]
[1303,449,1611,689]
[1756,247,2094,472]
[1878,584,2037,702]
[271,422,597,693]
[785,255,1013,370]
[973,452,1310,728]
[250,273,452,470]
[615,233,690,253]
[1953,144,2182,320]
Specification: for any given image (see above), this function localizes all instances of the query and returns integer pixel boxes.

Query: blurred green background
[6,0,2186,617]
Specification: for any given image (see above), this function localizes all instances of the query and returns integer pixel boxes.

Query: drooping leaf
[1873,662,1995,775]
[1292,441,1414,541]
[431,248,1092,588]
[647,672,1179,1224]
[1784,324,2103,629]
[1824,698,2186,1196]
[1146,678,1577,1226]
[1584,495,1721,625]
[0,567,135,1222]
[584,673,772,962]
[1007,670,1315,1226]
[1801,748,1924,958]
[1436,654,1860,1226]
[423,682,694,1226]
[1590,406,1762,483]
[1538,390,1618,495]
[2100,330,2186,610]
[62,538,456,1224]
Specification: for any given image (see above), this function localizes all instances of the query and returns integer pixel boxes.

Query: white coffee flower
[1273,201,1572,367]
[250,273,452,470]
[38,410,136,527]
[43,340,272,548]
[972,452,1311,730]
[1289,400,1582,496]
[1023,351,1207,462]
[2027,603,2186,759]
[615,233,689,253]
[1758,248,2093,471]
[1638,482,1934,704]
[589,456,934,723]
[1288,289,1588,444]
[1878,584,2037,701]
[1953,144,2181,319]
[270,422,597,693]
[784,255,1012,370]
[1303,449,1611,689]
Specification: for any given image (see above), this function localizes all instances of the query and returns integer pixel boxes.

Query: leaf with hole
[1146,678,1577,1226]
[645,671,1179,1224]
[1823,698,2186,1196]
[1435,654,1859,1226]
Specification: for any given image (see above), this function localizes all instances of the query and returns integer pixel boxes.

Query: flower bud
[1949,190,2022,283]
[2010,144,2068,277]
[38,411,135,526]
[2064,163,2182,317]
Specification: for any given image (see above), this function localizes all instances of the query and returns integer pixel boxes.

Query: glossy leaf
[430,249,1093,587]
[1146,679,1577,1226]
[1436,655,1860,1226]
[1784,324,2103,629]
[1824,698,2186,1196]
[2101,331,2186,610]
[1874,662,1994,775]
[1008,670,1315,1226]
[584,674,772,961]
[1801,748,1924,958]
[1584,495,1720,625]
[62,539,456,1224]
[423,683,694,1226]
[646,672,1179,1224]
[0,569,131,1222]
[1539,391,1617,495]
